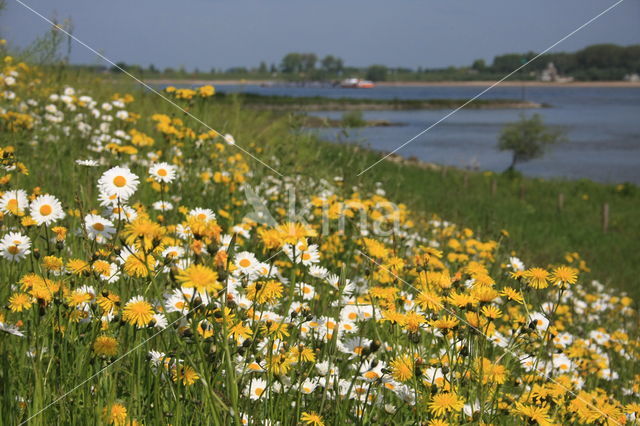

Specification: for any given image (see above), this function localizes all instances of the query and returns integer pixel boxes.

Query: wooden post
[491,179,497,196]
[602,203,609,232]
[557,193,564,211]
[463,173,469,189]
[519,183,525,201]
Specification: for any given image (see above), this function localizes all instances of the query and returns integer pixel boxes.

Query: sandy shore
[146,78,640,88]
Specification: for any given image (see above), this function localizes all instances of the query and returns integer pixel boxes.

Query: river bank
[145,78,640,88]
[215,92,543,110]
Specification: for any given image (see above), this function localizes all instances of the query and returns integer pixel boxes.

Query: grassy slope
[30,71,640,299]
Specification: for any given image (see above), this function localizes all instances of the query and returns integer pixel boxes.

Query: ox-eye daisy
[234,251,259,275]
[189,208,216,221]
[84,214,116,242]
[98,166,139,199]
[30,194,65,226]
[0,232,31,262]
[149,162,177,183]
[0,189,28,216]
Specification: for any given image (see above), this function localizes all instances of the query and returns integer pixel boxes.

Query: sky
[2,0,639,71]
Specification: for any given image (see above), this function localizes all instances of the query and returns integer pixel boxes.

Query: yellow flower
[123,252,155,278]
[176,264,222,294]
[300,412,324,426]
[390,354,414,382]
[8,293,32,312]
[172,364,200,386]
[122,296,154,327]
[430,315,459,331]
[416,290,443,311]
[429,392,465,417]
[513,403,553,426]
[500,287,524,304]
[480,305,502,320]
[103,403,127,425]
[67,258,90,275]
[93,336,118,356]
[246,280,283,304]
[524,267,549,289]
[289,344,315,363]
[550,266,578,286]
[228,321,252,343]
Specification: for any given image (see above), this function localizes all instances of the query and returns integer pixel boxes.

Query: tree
[280,53,302,74]
[320,55,344,74]
[471,59,486,72]
[366,65,388,82]
[498,114,566,171]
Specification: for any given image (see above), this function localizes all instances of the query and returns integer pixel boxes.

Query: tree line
[99,43,639,82]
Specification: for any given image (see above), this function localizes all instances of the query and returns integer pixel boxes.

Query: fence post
[519,183,525,201]
[557,193,564,211]
[491,179,497,196]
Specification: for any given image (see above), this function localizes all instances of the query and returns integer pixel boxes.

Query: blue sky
[2,0,639,70]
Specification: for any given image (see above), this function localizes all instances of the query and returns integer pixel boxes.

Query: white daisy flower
[162,246,185,260]
[149,162,177,183]
[98,166,139,200]
[0,189,29,216]
[29,194,65,226]
[234,251,259,275]
[0,232,31,262]
[153,200,173,211]
[84,214,116,242]
[188,208,216,222]
[245,378,267,400]
[308,265,328,279]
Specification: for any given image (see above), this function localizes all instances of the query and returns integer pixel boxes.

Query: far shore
[145,78,640,88]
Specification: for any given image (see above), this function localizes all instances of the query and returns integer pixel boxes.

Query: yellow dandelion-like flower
[103,403,127,426]
[480,305,502,320]
[513,403,553,426]
[172,364,200,386]
[123,253,155,278]
[8,292,32,312]
[524,267,549,289]
[390,354,414,382]
[176,264,221,294]
[550,266,578,286]
[122,296,154,327]
[93,336,118,356]
[416,290,443,311]
[300,412,324,426]
[67,258,90,275]
[429,392,465,417]
[500,287,524,304]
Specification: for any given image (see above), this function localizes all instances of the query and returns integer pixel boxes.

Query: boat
[340,78,375,88]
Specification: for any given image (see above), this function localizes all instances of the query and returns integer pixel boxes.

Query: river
[216,84,640,184]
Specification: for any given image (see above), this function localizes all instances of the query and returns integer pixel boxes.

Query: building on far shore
[539,62,574,83]
[624,73,640,82]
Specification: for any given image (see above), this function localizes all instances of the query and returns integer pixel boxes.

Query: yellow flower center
[255,387,264,396]
[93,222,105,231]
[8,245,19,255]
[239,258,251,268]
[39,204,52,216]
[113,176,127,187]
[7,198,18,212]
[158,168,167,176]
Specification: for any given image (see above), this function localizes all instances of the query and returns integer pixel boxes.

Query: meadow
[1,49,639,426]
